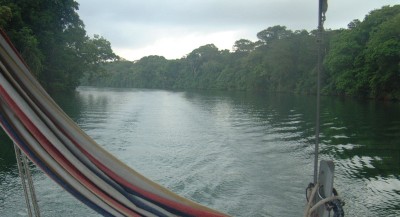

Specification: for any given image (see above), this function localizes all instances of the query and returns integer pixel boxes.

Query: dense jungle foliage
[82,5,400,100]
[0,0,118,92]
[0,1,399,100]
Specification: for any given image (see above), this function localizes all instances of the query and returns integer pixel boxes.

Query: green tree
[364,13,400,98]
[183,44,222,88]
[0,5,11,27]
[233,39,256,53]
[325,5,400,99]
[347,19,361,29]
[130,55,168,88]
[84,6,400,101]
[81,34,120,85]
[325,29,365,95]
[257,25,293,45]
[1,0,118,92]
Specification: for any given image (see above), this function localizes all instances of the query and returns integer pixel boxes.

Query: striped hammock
[0,30,227,217]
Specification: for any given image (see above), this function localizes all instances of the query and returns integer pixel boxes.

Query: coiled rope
[304,183,344,217]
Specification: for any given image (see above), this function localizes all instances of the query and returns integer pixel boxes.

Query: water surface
[1,87,399,216]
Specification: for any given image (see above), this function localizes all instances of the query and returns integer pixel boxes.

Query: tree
[325,29,365,95]
[82,5,400,100]
[325,5,400,99]
[233,39,256,53]
[184,44,220,85]
[0,5,11,27]
[81,35,120,84]
[347,19,361,29]
[365,13,400,98]
[0,0,118,92]
[133,55,168,88]
[257,25,292,45]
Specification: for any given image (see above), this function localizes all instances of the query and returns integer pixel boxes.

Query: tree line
[82,26,324,94]
[1,1,399,100]
[0,0,118,92]
[82,5,399,100]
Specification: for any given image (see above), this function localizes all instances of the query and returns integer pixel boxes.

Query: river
[1,87,399,216]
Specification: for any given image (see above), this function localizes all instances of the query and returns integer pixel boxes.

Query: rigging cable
[314,0,327,185]
[308,1,345,216]
[14,143,41,217]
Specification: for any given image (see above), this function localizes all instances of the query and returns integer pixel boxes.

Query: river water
[0,87,399,217]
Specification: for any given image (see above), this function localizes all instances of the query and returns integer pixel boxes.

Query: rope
[303,182,319,217]
[304,183,344,217]
[14,144,33,217]
[14,143,41,217]
[22,150,41,217]
[309,196,341,214]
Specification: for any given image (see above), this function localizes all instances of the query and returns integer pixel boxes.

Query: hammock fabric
[0,30,228,217]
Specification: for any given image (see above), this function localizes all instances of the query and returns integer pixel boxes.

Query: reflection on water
[0,87,399,216]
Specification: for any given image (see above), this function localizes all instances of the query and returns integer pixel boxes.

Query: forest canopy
[0,1,399,100]
[0,0,119,92]
[82,5,400,100]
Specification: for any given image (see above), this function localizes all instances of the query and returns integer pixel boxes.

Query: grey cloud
[80,0,316,29]
[76,0,399,59]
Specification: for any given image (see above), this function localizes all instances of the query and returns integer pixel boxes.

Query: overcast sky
[76,0,399,61]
